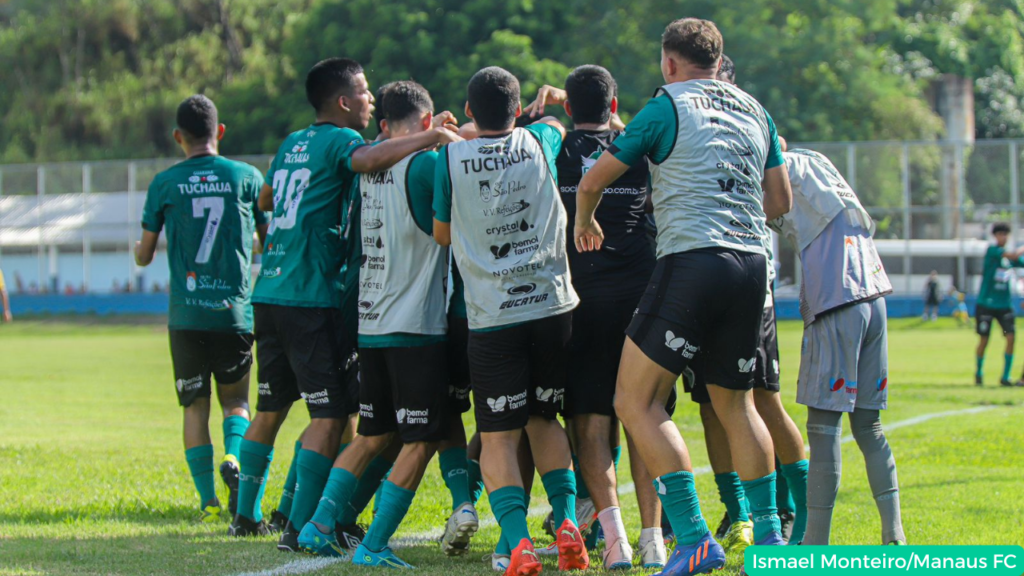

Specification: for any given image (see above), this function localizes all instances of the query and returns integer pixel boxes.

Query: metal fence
[1,141,1024,296]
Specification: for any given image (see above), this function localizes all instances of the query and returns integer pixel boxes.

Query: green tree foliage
[0,0,1020,162]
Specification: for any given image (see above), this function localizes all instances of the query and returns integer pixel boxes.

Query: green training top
[142,154,266,333]
[977,244,1024,310]
[359,150,447,348]
[252,123,366,308]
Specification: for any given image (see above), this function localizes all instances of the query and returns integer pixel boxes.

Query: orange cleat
[506,538,543,576]
[555,519,590,571]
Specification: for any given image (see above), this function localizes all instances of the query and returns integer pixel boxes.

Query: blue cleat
[739,532,786,575]
[352,543,415,568]
[656,532,725,576]
[297,521,348,558]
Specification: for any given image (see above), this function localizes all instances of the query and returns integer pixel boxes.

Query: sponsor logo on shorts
[449,385,470,400]
[175,375,204,394]
[535,387,563,403]
[665,331,698,360]
[737,357,757,373]
[360,403,374,418]
[486,390,527,413]
[772,358,779,375]
[979,320,989,333]
[397,408,429,425]
[258,381,271,396]
[301,390,330,406]
[830,377,845,392]
[877,377,888,391]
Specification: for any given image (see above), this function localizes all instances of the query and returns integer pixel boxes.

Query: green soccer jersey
[977,244,1024,310]
[252,123,367,308]
[141,154,266,333]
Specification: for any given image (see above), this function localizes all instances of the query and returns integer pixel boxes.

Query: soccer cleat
[277,522,298,553]
[555,519,590,571]
[639,537,667,569]
[337,523,366,550]
[1000,378,1014,387]
[297,521,347,558]
[738,532,784,576]
[713,512,730,539]
[228,514,271,537]
[778,511,794,543]
[659,532,725,576]
[219,455,240,516]
[352,543,414,568]
[601,537,633,570]
[201,502,222,524]
[441,502,479,556]
[543,511,557,539]
[535,541,558,556]
[576,498,597,537]
[491,553,511,572]
[719,521,753,554]
[975,374,983,386]
[506,538,542,576]
[268,509,289,534]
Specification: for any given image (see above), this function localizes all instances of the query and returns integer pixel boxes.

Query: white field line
[228,404,997,576]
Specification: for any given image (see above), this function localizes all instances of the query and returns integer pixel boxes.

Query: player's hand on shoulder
[524,85,567,118]
[432,111,459,131]
[433,123,463,146]
[574,217,604,253]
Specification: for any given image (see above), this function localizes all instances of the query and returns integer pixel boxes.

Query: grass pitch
[0,317,1022,576]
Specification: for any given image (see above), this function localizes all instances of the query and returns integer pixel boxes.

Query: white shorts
[797,297,888,412]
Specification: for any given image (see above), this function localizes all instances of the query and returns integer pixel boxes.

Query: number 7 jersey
[253,123,366,309]
[142,154,267,332]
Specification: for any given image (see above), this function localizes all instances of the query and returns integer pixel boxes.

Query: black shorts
[357,342,450,442]
[468,312,572,432]
[975,305,1015,336]
[626,248,767,391]
[447,313,472,414]
[169,330,254,407]
[253,304,355,419]
[565,296,637,417]
[686,303,781,404]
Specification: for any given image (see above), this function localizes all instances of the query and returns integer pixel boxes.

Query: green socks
[439,448,472,510]
[742,472,783,542]
[571,454,590,500]
[611,445,622,473]
[341,455,392,525]
[276,440,303,519]
[468,459,485,505]
[714,472,750,523]
[185,444,218,509]
[1003,354,1014,381]
[237,439,274,521]
[655,471,709,546]
[289,449,334,528]
[780,460,809,544]
[491,486,531,549]
[976,355,985,377]
[541,469,577,528]
[362,481,415,552]
[775,462,795,514]
[222,415,249,460]
[310,467,359,528]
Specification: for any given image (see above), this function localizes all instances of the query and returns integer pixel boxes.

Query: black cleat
[228,514,271,537]
[268,509,289,535]
[219,456,240,516]
[336,523,366,550]
[277,522,298,552]
[1000,378,1014,387]
[779,510,795,543]
[714,511,730,540]
[976,374,984,386]
[543,511,556,539]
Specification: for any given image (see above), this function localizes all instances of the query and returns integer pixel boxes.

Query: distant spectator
[64,283,76,296]
[14,271,24,294]
[0,268,12,322]
[923,270,941,321]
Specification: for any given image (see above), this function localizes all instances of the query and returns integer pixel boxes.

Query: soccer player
[576,18,793,576]
[296,81,471,566]
[433,66,586,576]
[229,58,460,539]
[770,146,905,545]
[135,94,266,523]
[522,65,663,569]
[923,271,941,322]
[973,222,1024,386]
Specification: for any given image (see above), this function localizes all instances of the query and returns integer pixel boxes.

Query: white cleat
[490,553,510,572]
[535,541,559,556]
[602,537,634,570]
[638,537,667,569]
[575,498,597,536]
[440,502,479,556]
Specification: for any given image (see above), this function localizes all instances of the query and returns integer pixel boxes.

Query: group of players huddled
[136,17,907,576]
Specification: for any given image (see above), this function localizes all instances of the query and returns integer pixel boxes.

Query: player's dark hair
[381,81,433,125]
[564,65,617,125]
[305,57,364,113]
[467,66,520,131]
[662,18,723,69]
[717,54,736,84]
[374,82,394,135]
[993,222,1011,235]
[176,95,218,142]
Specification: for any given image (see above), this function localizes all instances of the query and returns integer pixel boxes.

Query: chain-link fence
[1,142,1022,296]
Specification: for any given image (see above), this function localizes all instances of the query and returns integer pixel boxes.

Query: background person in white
[575,18,793,576]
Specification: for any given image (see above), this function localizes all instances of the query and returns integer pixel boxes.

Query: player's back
[144,155,264,333]
[253,123,362,309]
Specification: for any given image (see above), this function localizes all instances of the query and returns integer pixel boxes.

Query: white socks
[640,526,663,547]
[598,506,627,545]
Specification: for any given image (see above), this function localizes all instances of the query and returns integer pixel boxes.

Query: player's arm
[349,122,461,174]
[134,230,159,267]
[258,183,274,212]
[523,85,567,119]
[576,152,630,252]
[433,220,452,247]
[762,165,792,221]
[432,145,453,247]
[530,116,566,141]
[0,274,11,323]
